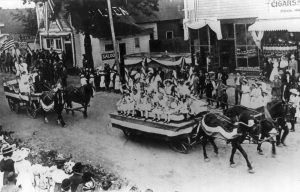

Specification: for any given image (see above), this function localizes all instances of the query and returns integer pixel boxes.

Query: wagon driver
[15,57,28,77]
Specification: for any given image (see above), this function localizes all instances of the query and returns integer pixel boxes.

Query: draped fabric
[250,31,264,49]
[184,18,223,40]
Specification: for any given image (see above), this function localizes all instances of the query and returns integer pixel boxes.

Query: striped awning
[248,18,300,32]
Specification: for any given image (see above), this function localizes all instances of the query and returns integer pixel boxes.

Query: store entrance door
[219,40,235,71]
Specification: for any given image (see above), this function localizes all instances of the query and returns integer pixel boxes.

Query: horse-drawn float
[110,99,208,153]
[3,79,41,118]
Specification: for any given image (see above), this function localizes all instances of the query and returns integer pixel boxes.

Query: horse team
[199,100,290,173]
[31,81,95,127]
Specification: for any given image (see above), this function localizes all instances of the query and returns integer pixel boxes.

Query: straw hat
[1,144,16,155]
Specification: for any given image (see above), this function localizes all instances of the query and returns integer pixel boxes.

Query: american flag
[0,36,15,51]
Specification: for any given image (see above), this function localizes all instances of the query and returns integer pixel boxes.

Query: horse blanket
[202,113,240,140]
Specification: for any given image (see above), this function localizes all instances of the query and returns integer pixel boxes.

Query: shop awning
[248,18,300,32]
[184,18,222,40]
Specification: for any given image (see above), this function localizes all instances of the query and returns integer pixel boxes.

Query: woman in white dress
[249,83,263,109]
[240,79,251,108]
[269,58,279,82]
[13,148,35,192]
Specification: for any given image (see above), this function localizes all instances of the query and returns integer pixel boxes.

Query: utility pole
[106,0,120,74]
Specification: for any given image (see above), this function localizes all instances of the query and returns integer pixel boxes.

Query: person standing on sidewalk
[234,72,242,105]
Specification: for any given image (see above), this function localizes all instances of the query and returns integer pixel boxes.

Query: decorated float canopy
[124,52,192,70]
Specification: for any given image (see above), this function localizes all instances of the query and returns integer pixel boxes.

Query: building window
[134,38,140,48]
[235,24,258,68]
[55,39,62,50]
[105,44,114,51]
[166,31,173,39]
[46,39,54,49]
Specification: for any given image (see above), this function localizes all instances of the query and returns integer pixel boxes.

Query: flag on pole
[1,36,15,51]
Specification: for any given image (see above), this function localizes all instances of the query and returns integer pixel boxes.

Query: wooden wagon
[110,112,207,153]
[3,79,41,118]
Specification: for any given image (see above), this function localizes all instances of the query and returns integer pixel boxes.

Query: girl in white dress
[249,83,261,109]
[137,92,152,119]
[269,58,279,82]
[240,79,251,108]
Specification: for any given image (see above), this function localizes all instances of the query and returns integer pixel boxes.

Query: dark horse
[200,106,277,173]
[255,100,289,148]
[223,104,280,156]
[64,84,94,118]
[40,88,65,127]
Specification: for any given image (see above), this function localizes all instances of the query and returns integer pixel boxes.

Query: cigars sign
[269,0,300,17]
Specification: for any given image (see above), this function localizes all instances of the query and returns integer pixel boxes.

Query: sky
[0,0,35,9]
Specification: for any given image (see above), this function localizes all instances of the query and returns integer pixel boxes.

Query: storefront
[184,0,300,75]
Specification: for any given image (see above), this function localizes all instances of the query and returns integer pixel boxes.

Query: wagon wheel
[168,137,191,154]
[7,99,14,112]
[27,102,38,119]
[123,129,136,140]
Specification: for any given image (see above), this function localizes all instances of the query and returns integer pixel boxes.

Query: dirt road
[1,73,300,192]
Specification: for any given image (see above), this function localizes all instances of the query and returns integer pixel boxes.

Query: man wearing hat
[0,172,19,192]
[0,145,15,185]
[69,162,83,192]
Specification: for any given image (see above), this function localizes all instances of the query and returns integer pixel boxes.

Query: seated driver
[19,71,30,93]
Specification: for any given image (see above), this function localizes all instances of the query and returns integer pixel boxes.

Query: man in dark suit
[265,57,273,80]
[34,70,44,92]
[215,67,228,85]
[25,50,32,71]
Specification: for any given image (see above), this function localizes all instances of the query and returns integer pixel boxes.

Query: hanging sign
[102,52,115,61]
[268,0,300,17]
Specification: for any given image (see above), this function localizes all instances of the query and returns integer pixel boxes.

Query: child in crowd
[152,92,166,122]
[163,96,178,124]
[220,88,228,110]
[116,92,128,115]
[205,78,214,106]
[178,98,190,119]
[138,91,152,119]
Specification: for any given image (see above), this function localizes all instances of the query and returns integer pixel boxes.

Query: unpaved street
[1,73,300,192]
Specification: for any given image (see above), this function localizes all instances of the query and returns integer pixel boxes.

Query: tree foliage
[22,0,159,67]
[11,8,38,35]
